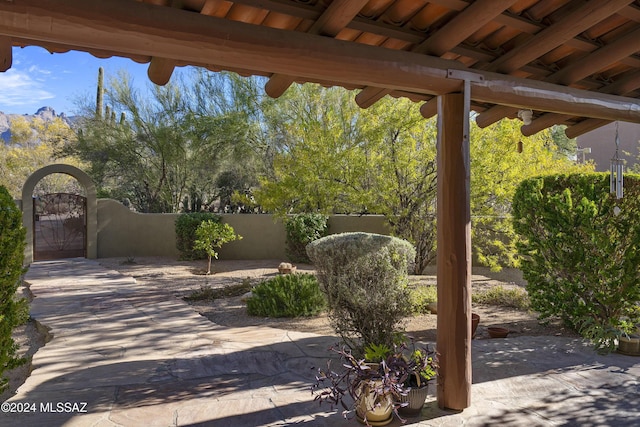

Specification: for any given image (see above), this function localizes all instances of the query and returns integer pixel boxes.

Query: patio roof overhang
[2,0,640,413]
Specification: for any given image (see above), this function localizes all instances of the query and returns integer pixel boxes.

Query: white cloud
[0,68,54,108]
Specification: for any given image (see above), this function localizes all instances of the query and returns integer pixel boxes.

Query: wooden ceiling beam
[475,105,518,128]
[0,36,11,72]
[550,27,640,85]
[355,0,517,108]
[562,69,640,139]
[477,23,640,130]
[565,119,611,139]
[147,56,175,85]
[487,0,634,74]
[520,114,572,136]
[1,0,639,124]
[419,97,437,119]
[417,0,518,57]
[265,0,369,98]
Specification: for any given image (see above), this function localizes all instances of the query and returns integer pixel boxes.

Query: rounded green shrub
[0,185,27,391]
[175,212,221,260]
[513,173,640,352]
[247,273,326,317]
[306,232,415,355]
[284,213,328,263]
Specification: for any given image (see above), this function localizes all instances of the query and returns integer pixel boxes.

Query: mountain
[0,107,75,143]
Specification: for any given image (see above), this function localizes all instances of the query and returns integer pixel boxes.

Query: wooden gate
[33,193,87,261]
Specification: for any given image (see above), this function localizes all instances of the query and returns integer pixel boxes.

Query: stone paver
[1,258,639,426]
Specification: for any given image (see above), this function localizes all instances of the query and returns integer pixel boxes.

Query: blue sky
[0,46,153,116]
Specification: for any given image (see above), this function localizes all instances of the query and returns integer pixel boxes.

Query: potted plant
[618,317,640,356]
[312,339,437,425]
[396,344,437,417]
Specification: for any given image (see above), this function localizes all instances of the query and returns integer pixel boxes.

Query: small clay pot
[487,326,509,338]
[472,313,480,339]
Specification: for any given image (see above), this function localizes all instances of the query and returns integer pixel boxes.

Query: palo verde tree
[469,118,589,270]
[0,116,81,199]
[256,85,439,273]
[255,83,585,272]
[67,69,267,213]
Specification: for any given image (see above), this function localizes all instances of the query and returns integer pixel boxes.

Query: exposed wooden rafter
[264,0,369,98]
[477,0,637,130]
[355,0,518,108]
[486,0,634,74]
[1,0,639,124]
[0,35,11,72]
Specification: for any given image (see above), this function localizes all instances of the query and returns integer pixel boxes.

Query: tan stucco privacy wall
[97,198,390,259]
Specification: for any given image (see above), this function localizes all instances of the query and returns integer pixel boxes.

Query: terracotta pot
[618,335,640,356]
[487,326,509,338]
[398,385,429,417]
[472,313,480,339]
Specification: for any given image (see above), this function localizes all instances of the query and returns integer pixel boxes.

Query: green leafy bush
[284,213,328,263]
[193,220,241,274]
[246,273,326,317]
[513,173,640,352]
[306,232,415,355]
[0,185,27,391]
[175,212,221,260]
[409,285,437,314]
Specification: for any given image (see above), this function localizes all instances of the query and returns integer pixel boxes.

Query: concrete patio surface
[1,258,639,426]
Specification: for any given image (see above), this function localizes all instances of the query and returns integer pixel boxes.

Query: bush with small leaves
[193,220,241,274]
[513,173,640,352]
[175,212,222,260]
[306,232,415,355]
[409,285,437,315]
[246,273,326,317]
[0,186,27,391]
[284,213,328,263]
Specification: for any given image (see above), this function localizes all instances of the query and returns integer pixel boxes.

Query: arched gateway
[22,164,98,264]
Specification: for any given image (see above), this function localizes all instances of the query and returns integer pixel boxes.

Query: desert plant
[513,173,640,352]
[0,185,27,391]
[306,232,415,355]
[175,212,222,260]
[193,220,242,274]
[313,340,437,425]
[409,285,437,315]
[246,273,326,317]
[284,213,328,263]
[472,285,530,310]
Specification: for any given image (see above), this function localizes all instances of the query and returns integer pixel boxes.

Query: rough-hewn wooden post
[436,92,472,410]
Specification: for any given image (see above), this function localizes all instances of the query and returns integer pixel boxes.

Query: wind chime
[610,122,623,199]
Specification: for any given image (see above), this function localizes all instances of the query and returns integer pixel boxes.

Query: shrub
[246,273,326,317]
[284,213,328,263]
[193,220,242,274]
[409,285,437,314]
[175,212,221,260]
[472,286,530,310]
[513,173,640,352]
[0,185,27,391]
[306,232,415,355]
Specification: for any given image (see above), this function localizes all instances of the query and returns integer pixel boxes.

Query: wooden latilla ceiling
[1,0,640,138]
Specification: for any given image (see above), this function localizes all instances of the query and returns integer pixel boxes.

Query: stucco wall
[97,199,389,259]
[98,199,181,258]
